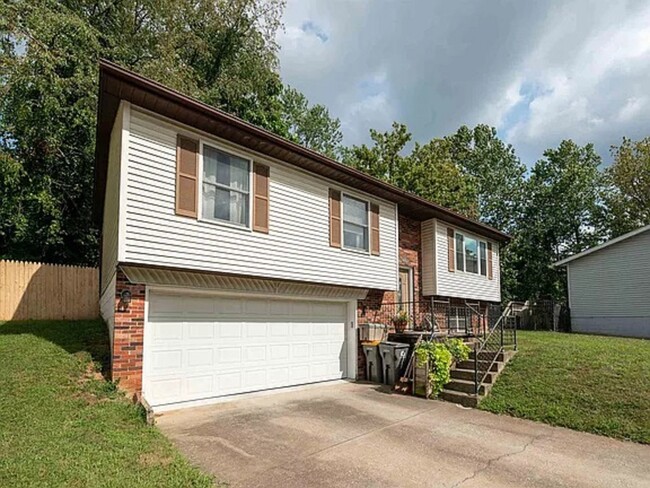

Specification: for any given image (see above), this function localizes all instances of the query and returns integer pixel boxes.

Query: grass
[480,330,650,444]
[0,320,215,487]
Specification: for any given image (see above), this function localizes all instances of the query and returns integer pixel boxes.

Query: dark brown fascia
[94,59,510,243]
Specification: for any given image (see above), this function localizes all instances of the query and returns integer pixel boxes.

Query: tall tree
[602,137,650,237]
[400,139,478,218]
[343,122,412,184]
[0,0,286,265]
[343,123,479,217]
[280,86,343,159]
[447,125,526,233]
[512,140,604,300]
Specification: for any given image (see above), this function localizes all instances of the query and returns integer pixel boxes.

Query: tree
[602,137,650,237]
[280,86,343,159]
[0,0,287,265]
[512,140,605,300]
[447,125,526,234]
[343,122,411,184]
[401,139,478,218]
[343,123,478,217]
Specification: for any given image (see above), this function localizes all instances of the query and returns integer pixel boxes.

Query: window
[342,194,369,251]
[202,145,250,226]
[479,241,487,276]
[455,231,487,276]
[448,309,468,334]
[465,236,478,274]
[455,233,464,271]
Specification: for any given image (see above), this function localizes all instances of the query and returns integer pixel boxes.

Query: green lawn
[0,320,216,487]
[480,330,650,444]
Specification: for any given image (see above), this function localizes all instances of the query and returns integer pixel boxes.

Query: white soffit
[120,266,369,300]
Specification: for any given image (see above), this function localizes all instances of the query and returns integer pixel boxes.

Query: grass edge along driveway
[480,330,650,444]
[0,319,218,487]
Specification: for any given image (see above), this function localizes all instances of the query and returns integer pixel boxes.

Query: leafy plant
[414,341,453,398]
[445,338,471,362]
[392,309,409,327]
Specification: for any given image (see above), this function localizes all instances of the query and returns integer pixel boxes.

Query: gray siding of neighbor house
[567,229,650,338]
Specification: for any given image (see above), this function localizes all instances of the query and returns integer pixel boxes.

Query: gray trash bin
[379,342,410,386]
[362,343,383,383]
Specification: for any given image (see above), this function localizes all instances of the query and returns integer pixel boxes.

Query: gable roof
[554,224,650,266]
[94,60,510,243]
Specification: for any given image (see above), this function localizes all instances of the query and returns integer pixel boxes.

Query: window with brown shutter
[487,242,494,280]
[447,227,455,272]
[370,203,380,255]
[329,189,341,248]
[175,136,199,218]
[252,163,270,233]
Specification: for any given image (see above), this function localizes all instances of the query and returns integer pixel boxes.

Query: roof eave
[94,60,511,243]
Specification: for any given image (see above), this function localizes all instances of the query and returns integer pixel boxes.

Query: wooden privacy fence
[0,260,99,321]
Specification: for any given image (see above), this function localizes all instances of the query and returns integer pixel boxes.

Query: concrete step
[440,389,480,408]
[469,350,505,362]
[445,379,485,395]
[450,368,495,384]
[456,359,503,372]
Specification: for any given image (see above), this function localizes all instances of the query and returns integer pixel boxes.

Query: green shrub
[415,339,471,398]
[445,338,471,362]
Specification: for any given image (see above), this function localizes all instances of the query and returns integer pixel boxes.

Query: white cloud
[278,0,650,166]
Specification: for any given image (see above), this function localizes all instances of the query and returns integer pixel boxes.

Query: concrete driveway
[157,382,650,488]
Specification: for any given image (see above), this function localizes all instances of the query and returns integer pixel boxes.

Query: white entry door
[144,290,349,407]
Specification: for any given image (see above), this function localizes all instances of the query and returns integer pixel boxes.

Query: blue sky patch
[301,21,328,43]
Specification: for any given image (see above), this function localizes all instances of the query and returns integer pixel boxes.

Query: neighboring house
[95,60,509,411]
[555,224,650,338]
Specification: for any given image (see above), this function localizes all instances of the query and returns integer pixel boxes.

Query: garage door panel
[145,292,349,407]
[187,322,214,340]
[187,348,213,367]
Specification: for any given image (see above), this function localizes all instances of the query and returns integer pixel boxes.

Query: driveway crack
[450,433,545,488]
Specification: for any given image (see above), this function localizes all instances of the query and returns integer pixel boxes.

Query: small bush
[415,339,469,398]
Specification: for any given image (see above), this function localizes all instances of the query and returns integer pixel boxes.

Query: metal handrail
[473,302,515,394]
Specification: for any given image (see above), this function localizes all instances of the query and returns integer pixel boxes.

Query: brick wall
[112,269,145,398]
[357,214,422,379]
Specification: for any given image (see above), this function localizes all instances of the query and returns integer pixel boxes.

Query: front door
[398,268,413,306]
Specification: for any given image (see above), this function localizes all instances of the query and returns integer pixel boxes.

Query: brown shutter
[253,163,270,233]
[329,189,341,248]
[370,203,380,255]
[447,227,455,272]
[175,136,199,218]
[487,242,494,280]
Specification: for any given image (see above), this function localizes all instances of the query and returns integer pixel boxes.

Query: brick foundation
[112,269,145,398]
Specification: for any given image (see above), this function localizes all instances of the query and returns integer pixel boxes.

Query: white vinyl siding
[101,102,125,294]
[567,229,650,338]
[421,219,500,302]
[99,273,116,349]
[120,108,398,290]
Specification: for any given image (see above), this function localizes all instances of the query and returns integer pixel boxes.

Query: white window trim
[340,192,371,254]
[454,230,488,278]
[198,139,254,231]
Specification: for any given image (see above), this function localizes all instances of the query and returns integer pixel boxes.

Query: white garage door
[144,291,349,407]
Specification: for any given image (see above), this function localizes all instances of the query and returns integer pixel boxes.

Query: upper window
[202,145,250,226]
[455,231,487,276]
[342,194,369,251]
[465,236,479,273]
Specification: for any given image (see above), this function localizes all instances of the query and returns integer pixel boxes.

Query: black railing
[359,300,487,337]
[473,303,518,394]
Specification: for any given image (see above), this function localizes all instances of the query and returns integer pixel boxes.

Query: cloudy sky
[276,0,650,167]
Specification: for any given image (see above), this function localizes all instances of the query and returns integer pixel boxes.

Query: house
[554,224,650,338]
[95,60,510,411]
